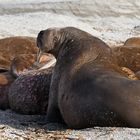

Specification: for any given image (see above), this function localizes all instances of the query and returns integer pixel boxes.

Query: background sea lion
[124,37,140,47]
[0,49,55,114]
[9,67,53,115]
[112,37,140,73]
[0,36,37,70]
[37,27,140,129]
[0,36,37,110]
[8,53,55,115]
[10,53,54,78]
[0,36,56,114]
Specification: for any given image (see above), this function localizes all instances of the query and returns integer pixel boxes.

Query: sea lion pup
[0,52,55,114]
[112,37,140,73]
[0,36,37,70]
[8,54,56,115]
[37,27,140,129]
[9,67,53,115]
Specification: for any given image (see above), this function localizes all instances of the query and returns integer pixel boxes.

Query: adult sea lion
[37,27,140,129]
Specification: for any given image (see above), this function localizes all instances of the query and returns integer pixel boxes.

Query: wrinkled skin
[37,27,140,129]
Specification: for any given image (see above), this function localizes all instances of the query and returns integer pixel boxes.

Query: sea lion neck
[56,28,114,68]
[53,28,78,58]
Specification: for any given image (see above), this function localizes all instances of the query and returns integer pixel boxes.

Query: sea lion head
[37,28,61,59]
[37,27,117,66]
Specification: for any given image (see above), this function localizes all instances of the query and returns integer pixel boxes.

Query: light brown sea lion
[10,53,54,78]
[0,36,38,110]
[124,37,140,47]
[37,27,140,129]
[112,37,140,72]
[0,36,37,70]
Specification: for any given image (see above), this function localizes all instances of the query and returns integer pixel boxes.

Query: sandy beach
[0,0,139,45]
[0,0,140,139]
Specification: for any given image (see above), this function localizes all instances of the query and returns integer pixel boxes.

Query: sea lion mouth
[33,49,56,70]
[39,58,56,70]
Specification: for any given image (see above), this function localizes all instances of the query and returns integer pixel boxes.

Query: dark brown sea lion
[37,27,140,129]
[0,36,37,70]
[112,37,140,72]
[9,67,53,115]
[0,52,55,114]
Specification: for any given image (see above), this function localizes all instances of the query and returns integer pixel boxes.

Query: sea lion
[8,53,55,115]
[37,27,140,129]
[124,37,140,47]
[112,37,140,72]
[0,52,55,114]
[9,67,53,115]
[0,36,37,70]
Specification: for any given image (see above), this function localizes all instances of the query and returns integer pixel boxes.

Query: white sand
[0,0,139,46]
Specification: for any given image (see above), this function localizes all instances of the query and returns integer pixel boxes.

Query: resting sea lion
[10,53,54,78]
[124,37,140,47]
[9,67,53,115]
[112,37,140,72]
[0,36,37,70]
[8,53,55,115]
[0,52,55,114]
[37,27,140,129]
